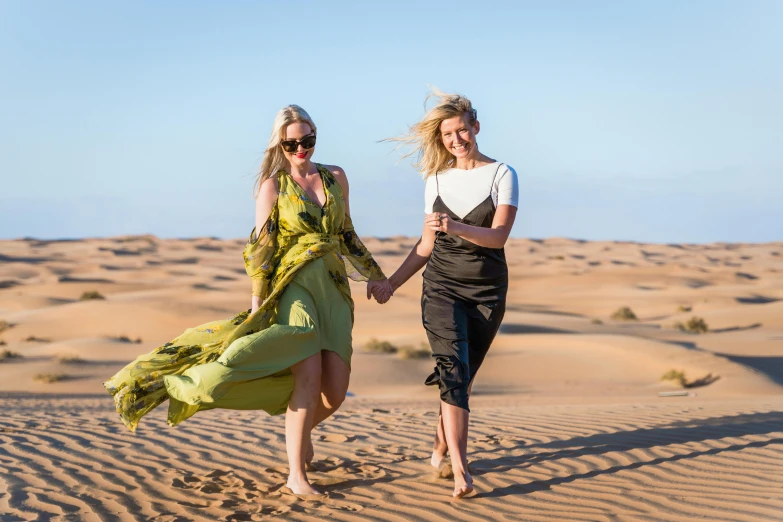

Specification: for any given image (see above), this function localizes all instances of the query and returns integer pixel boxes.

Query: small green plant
[34,373,69,383]
[1,349,21,361]
[80,291,105,301]
[591,318,603,325]
[397,344,431,360]
[677,305,692,313]
[58,356,85,364]
[112,335,142,344]
[661,368,719,388]
[675,316,709,334]
[661,369,688,387]
[611,306,638,321]
[363,338,397,354]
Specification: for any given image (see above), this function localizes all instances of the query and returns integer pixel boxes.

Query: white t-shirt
[424,162,519,219]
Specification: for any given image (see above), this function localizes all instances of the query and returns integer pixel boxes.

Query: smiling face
[282,121,316,168]
[439,113,480,160]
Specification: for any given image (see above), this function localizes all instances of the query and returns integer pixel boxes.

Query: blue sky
[1,1,781,242]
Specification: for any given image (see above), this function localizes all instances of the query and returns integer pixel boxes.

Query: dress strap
[490,163,504,195]
[435,171,440,195]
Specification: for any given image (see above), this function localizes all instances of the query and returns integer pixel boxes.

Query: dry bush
[591,318,603,325]
[112,335,142,344]
[661,369,688,387]
[611,306,638,321]
[34,373,69,383]
[58,356,85,364]
[397,344,431,360]
[0,339,6,346]
[674,316,709,334]
[1,349,21,361]
[80,291,105,301]
[0,320,11,333]
[24,336,51,343]
[661,368,719,388]
[677,305,692,313]
[363,338,397,354]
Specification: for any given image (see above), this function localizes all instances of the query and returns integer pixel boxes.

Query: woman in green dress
[104,104,392,497]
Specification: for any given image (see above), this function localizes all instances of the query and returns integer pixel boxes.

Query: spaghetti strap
[435,171,440,195]
[490,163,504,195]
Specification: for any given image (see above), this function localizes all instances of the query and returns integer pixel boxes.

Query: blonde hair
[254,104,317,195]
[388,88,478,177]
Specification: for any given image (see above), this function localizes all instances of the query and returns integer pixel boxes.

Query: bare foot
[285,478,325,498]
[452,472,474,500]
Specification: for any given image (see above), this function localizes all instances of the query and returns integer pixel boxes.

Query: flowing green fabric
[104,165,385,432]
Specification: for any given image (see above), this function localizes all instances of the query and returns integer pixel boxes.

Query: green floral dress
[104,164,386,432]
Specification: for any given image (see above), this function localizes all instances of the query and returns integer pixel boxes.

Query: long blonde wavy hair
[254,104,317,195]
[387,88,478,178]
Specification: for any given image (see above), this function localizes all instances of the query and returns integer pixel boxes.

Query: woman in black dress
[377,89,519,499]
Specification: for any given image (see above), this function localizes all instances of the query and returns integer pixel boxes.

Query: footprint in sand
[319,434,348,443]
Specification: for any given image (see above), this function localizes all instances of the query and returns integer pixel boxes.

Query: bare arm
[388,221,436,292]
[251,176,279,312]
[427,205,517,249]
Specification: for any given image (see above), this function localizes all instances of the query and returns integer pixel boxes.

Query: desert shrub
[591,318,603,325]
[675,316,709,334]
[0,320,11,333]
[363,338,398,354]
[677,305,692,313]
[661,368,719,388]
[34,373,69,383]
[548,255,565,261]
[24,336,50,343]
[113,335,142,344]
[611,306,638,321]
[58,356,85,364]
[397,344,431,360]
[1,349,21,361]
[661,369,688,387]
[0,339,6,346]
[80,291,105,301]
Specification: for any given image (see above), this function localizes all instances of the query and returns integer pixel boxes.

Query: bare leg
[285,352,323,496]
[305,351,350,465]
[431,380,473,470]
[431,405,448,468]
[441,400,473,498]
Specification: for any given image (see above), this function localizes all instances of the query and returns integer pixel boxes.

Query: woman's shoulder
[256,175,279,201]
[490,162,517,180]
[319,163,349,190]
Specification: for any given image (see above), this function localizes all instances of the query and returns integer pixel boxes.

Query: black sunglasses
[280,134,317,153]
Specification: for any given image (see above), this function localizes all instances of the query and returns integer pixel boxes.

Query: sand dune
[1,236,782,520]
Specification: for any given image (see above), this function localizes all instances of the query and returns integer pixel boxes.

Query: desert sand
[1,235,782,521]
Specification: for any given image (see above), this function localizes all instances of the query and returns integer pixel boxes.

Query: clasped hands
[366,278,393,304]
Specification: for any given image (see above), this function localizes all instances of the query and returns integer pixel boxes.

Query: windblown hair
[387,88,477,178]
[254,105,317,195]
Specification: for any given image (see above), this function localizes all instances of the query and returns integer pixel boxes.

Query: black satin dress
[422,164,507,411]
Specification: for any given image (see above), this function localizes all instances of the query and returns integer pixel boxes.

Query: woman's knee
[321,385,347,410]
[320,352,350,410]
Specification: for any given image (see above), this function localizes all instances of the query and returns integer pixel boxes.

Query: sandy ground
[1,235,782,520]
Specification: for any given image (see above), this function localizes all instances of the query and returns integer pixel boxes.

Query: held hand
[366,279,393,304]
[426,212,458,234]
